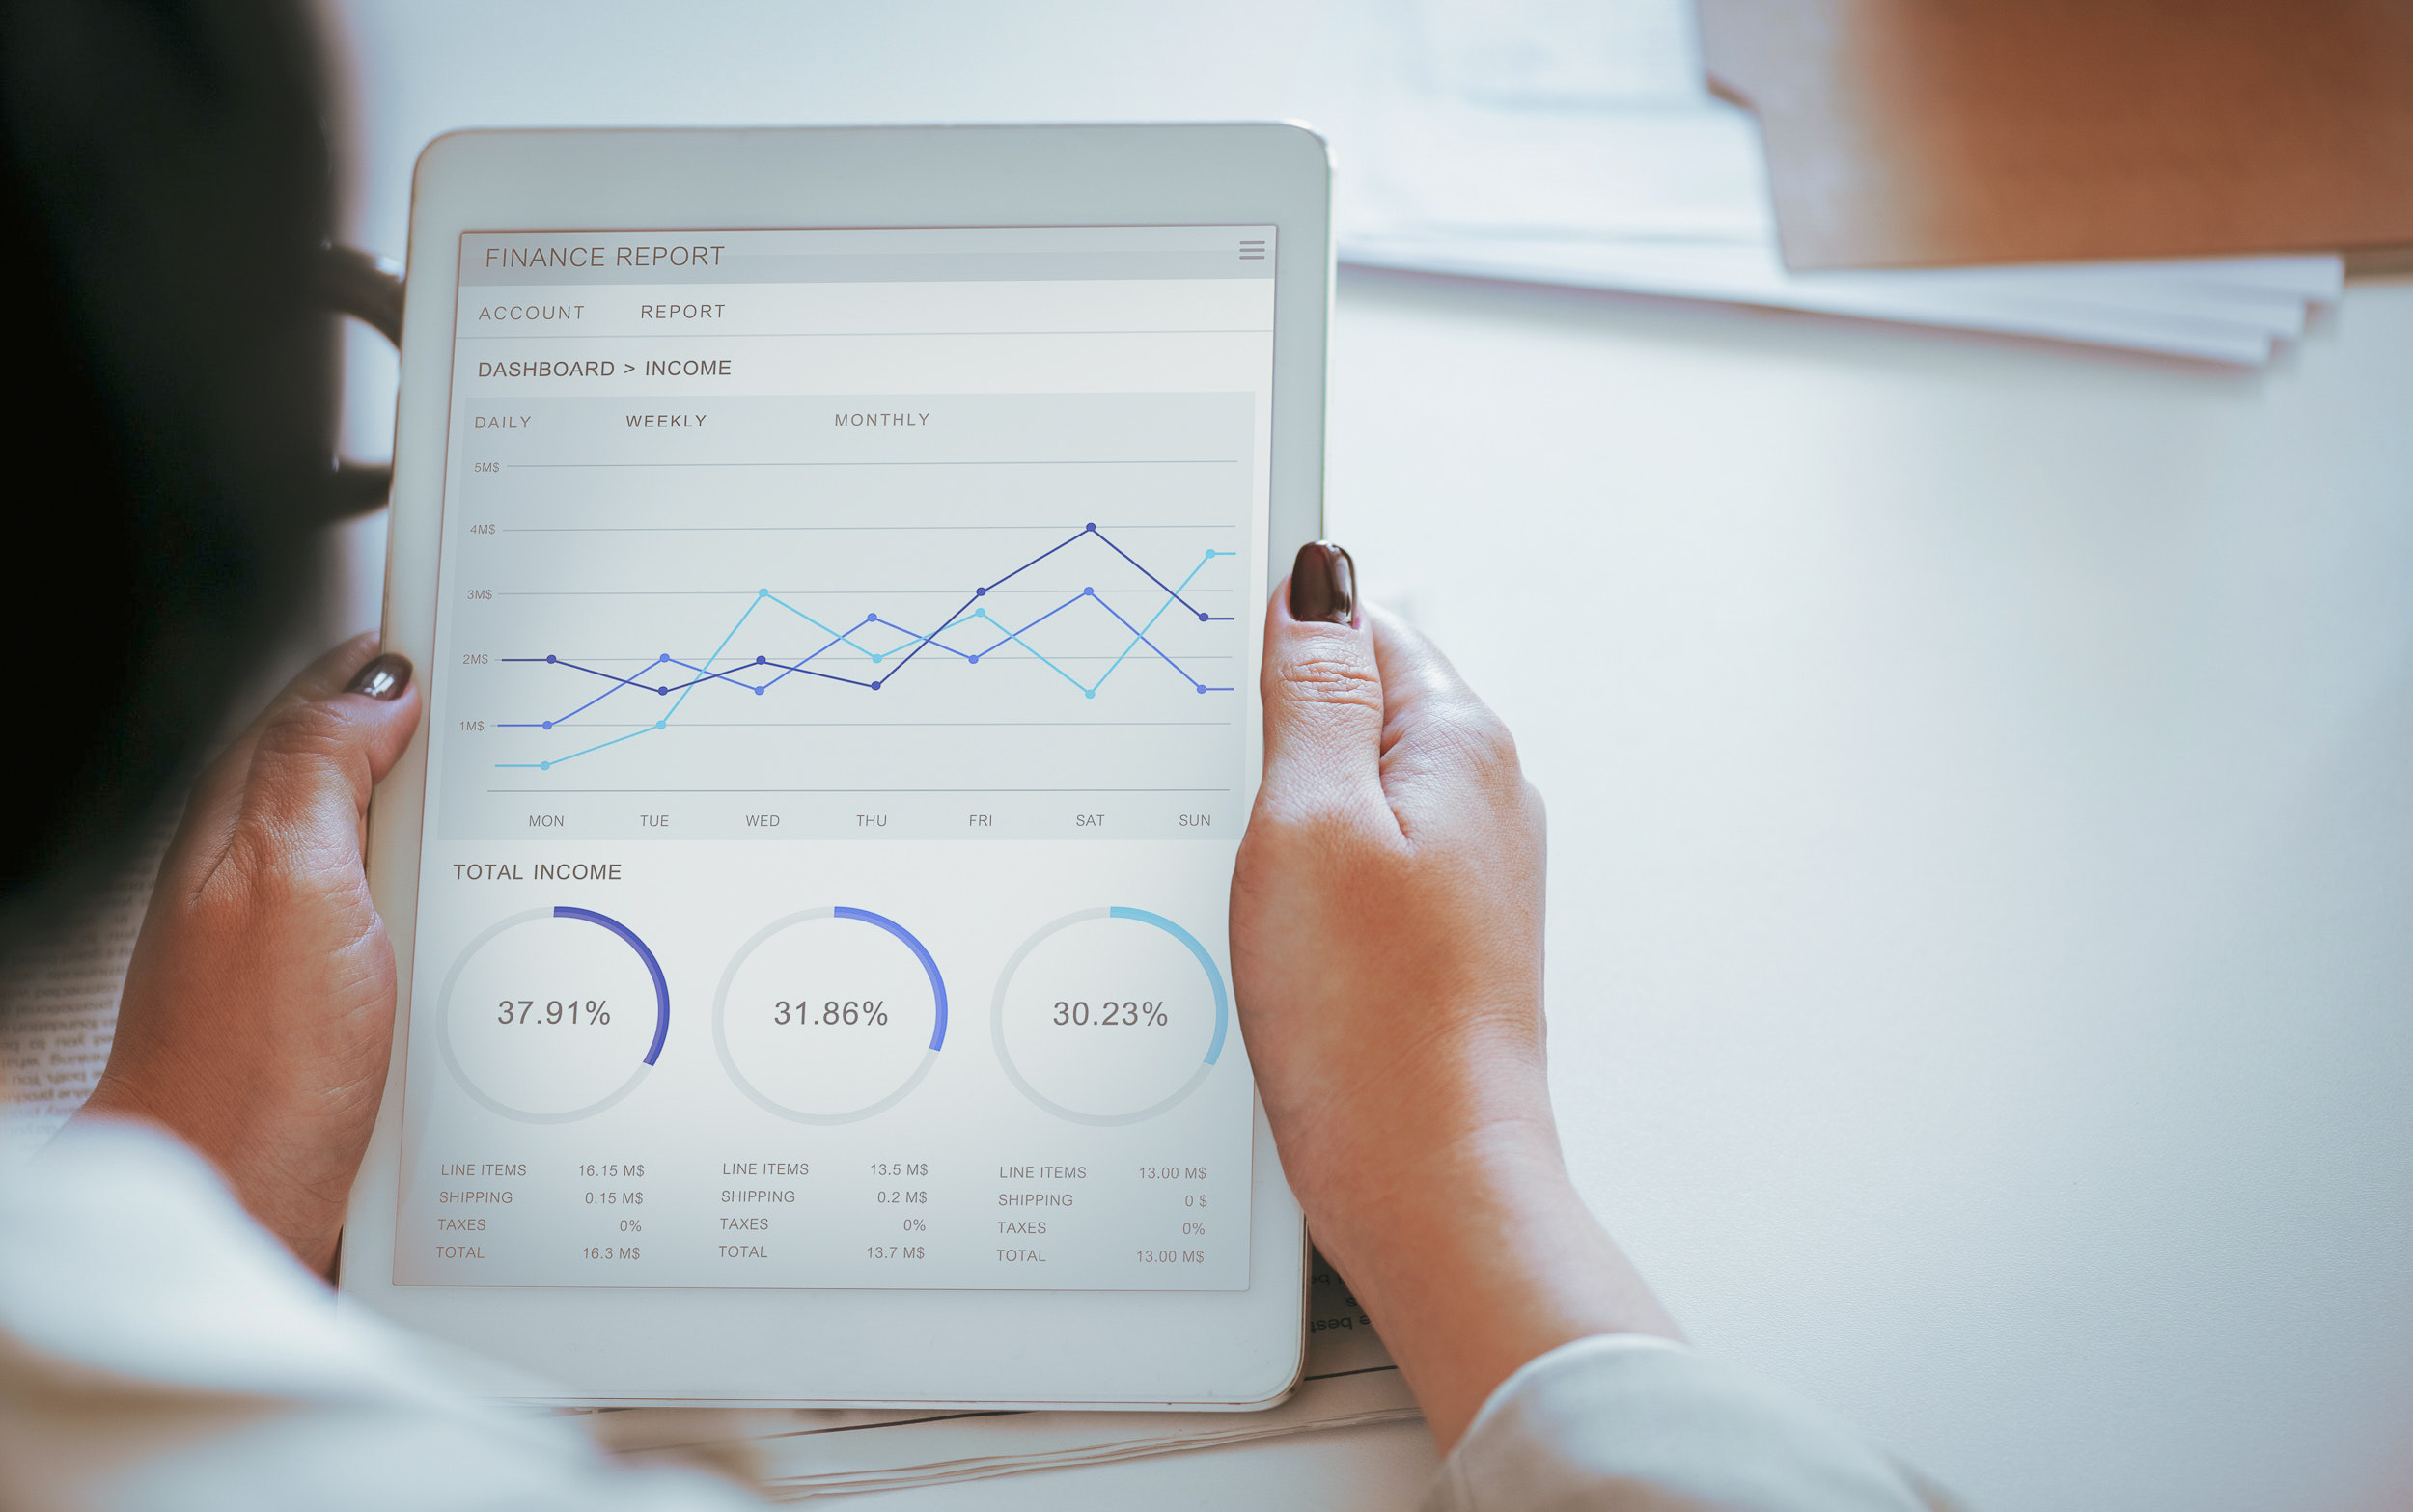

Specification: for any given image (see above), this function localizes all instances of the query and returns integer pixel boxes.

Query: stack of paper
[1325,0,2342,364]
[588,1261,1417,1499]
[0,841,154,1151]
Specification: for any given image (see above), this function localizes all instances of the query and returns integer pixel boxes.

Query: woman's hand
[1233,544,1678,1450]
[82,635,420,1279]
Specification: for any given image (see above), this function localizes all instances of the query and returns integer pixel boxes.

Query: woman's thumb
[1258,543,1387,817]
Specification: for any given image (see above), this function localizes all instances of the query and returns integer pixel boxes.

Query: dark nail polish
[1289,541,1356,625]
[347,653,412,701]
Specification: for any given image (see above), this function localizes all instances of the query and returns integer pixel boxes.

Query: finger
[167,636,421,882]
[1365,604,1529,837]
[219,646,421,886]
[1258,542,1389,824]
[177,634,382,837]
[1366,605,1490,753]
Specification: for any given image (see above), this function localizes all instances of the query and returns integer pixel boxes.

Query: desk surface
[324,8,2413,1509]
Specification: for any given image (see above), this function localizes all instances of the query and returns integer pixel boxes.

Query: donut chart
[437,905,671,1123]
[713,906,949,1124]
[991,906,1229,1126]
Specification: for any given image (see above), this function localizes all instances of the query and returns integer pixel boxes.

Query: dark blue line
[513,658,672,729]
[871,622,980,661]
[1095,532,1212,619]
[980,531,1093,593]
[659,661,782,696]
[761,661,878,690]
[553,905,671,1066]
[505,526,1234,750]
[793,619,879,673]
[554,658,653,691]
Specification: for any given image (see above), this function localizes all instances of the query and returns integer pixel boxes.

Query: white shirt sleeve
[0,1118,758,1512]
[4,1122,1948,1512]
[1425,1336,1944,1512]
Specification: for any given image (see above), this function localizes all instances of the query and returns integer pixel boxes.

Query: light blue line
[667,595,762,720]
[1090,552,1222,691]
[554,725,662,764]
[985,617,1092,694]
[1109,906,1230,1066]
[763,593,886,659]
[498,533,1234,768]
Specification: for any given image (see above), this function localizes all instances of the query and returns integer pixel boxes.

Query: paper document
[0,842,159,1142]
[590,1258,1417,1498]
[1323,0,2342,363]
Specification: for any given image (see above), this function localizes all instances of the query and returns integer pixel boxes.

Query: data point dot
[758,588,768,597]
[545,653,557,663]
[541,721,553,729]
[974,586,986,596]
[969,654,981,664]
[656,686,668,695]
[754,686,764,696]
[1198,611,1209,621]
[1083,587,1096,596]
[873,680,884,690]
[1085,522,1096,531]
[1084,689,1096,700]
[755,654,766,664]
[655,720,667,729]
[539,761,552,771]
[867,613,880,623]
[1196,685,1206,694]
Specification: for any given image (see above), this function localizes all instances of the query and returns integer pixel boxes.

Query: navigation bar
[460,225,1279,287]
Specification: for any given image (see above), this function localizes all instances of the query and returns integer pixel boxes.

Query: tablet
[340,125,1330,1408]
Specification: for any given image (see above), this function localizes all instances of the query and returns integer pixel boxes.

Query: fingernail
[347,653,412,701]
[1289,541,1356,625]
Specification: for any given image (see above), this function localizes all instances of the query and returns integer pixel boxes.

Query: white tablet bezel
[340,124,1330,1408]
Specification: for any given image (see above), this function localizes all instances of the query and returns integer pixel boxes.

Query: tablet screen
[396,225,1274,1291]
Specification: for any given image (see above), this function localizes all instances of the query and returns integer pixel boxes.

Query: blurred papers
[1328,0,2343,364]
[590,1261,1417,1499]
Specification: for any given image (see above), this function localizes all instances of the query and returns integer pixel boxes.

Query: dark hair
[0,0,333,943]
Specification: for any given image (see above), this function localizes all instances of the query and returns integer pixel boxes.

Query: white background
[304,4,2413,1509]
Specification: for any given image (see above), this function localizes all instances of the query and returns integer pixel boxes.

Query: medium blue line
[982,618,1092,694]
[1094,553,1220,691]
[789,617,879,674]
[993,594,1088,640]
[667,595,762,720]
[540,678,642,728]
[550,724,662,766]
[835,906,948,1052]
[1096,533,1215,619]
[498,525,1233,767]
[871,592,980,681]
[759,660,878,691]
[763,593,886,659]
[1094,596,1199,688]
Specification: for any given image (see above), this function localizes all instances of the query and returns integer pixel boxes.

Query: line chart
[494,524,1237,773]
